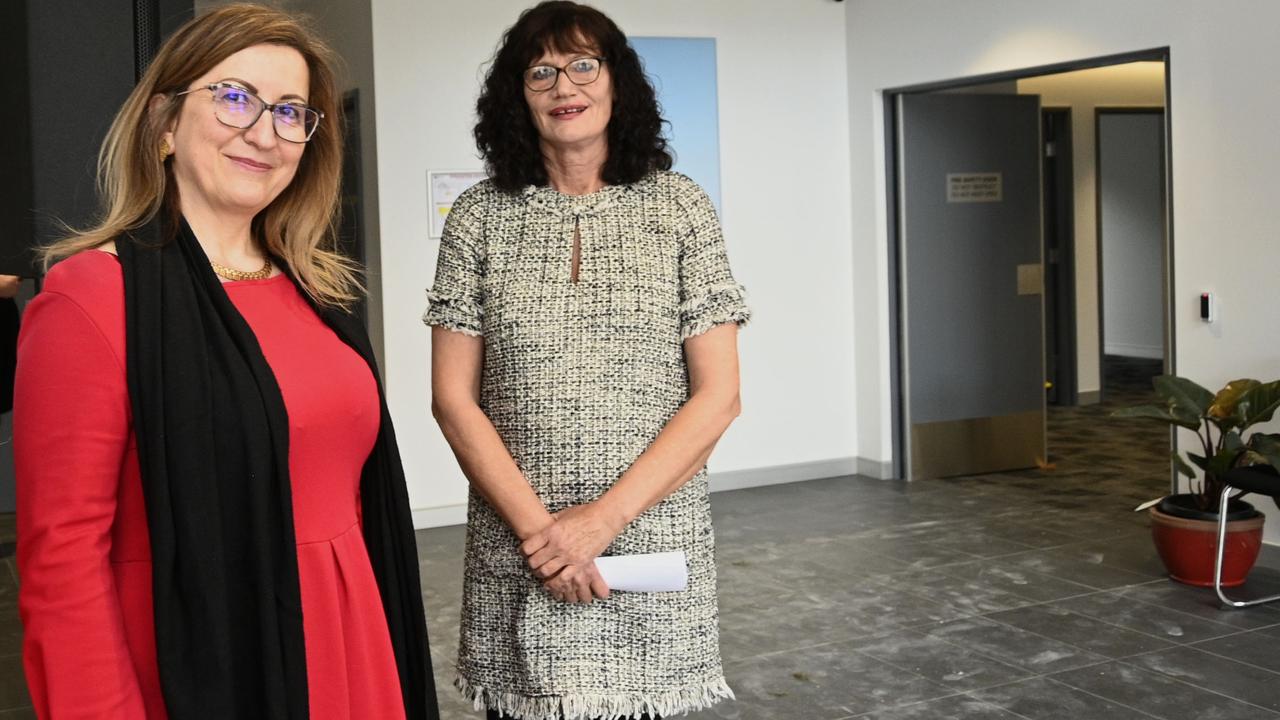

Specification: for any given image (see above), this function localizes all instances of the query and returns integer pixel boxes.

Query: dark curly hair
[475,1,673,192]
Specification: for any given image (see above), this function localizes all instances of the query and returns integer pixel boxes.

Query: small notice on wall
[947,172,1002,203]
[428,170,488,238]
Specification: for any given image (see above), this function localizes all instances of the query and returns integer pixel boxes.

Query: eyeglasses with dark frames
[523,57,605,92]
[174,82,323,143]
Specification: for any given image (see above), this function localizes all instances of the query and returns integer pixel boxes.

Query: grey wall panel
[7,1,192,276]
[0,1,35,276]
[26,1,138,250]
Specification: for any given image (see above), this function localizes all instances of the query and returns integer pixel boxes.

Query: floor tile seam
[1195,622,1280,641]
[916,612,1129,674]
[1037,675,1167,720]
[855,623,1057,686]
[951,695,1038,720]
[834,690,979,719]
[972,606,1175,662]
[944,656,1118,693]
[1090,586,1280,639]
[968,691,1045,720]
[839,524,979,544]
[863,565,1078,619]
[718,629,896,666]
[1127,638,1280,680]
[1109,653,1280,715]
[845,643,1020,697]
[835,689,1038,720]
[912,535,1042,557]
[855,558,1054,607]
[927,561,1101,600]
[973,592,1219,650]
[986,543,1165,583]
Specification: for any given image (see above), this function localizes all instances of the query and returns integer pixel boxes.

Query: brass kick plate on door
[1017,264,1043,295]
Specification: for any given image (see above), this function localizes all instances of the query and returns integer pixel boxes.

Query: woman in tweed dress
[425,3,749,718]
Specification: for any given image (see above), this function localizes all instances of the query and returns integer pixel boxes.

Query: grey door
[898,93,1046,479]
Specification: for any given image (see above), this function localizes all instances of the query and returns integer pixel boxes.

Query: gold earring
[160,138,173,158]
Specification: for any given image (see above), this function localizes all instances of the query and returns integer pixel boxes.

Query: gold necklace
[210,257,273,282]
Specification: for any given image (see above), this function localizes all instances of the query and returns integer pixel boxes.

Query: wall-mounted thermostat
[1200,292,1215,323]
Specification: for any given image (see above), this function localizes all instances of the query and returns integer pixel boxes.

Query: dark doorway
[1043,108,1077,406]
[338,90,368,326]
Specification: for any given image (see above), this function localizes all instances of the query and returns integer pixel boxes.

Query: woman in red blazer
[14,5,435,719]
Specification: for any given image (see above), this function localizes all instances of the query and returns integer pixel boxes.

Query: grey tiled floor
[419,476,1280,720]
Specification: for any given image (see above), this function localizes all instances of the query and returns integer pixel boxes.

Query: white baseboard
[857,456,896,480]
[708,457,866,491]
[1104,342,1163,360]
[411,504,467,529]
[410,455,890,529]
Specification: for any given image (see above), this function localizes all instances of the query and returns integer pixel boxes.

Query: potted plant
[1114,376,1280,586]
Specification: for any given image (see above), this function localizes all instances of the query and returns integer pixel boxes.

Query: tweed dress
[423,170,749,720]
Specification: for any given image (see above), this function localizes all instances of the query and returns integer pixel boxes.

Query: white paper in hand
[594,551,688,592]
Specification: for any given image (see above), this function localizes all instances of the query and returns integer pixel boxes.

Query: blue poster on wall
[630,37,722,213]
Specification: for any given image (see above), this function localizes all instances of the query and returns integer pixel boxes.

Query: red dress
[14,250,406,719]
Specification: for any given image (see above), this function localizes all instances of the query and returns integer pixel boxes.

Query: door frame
[1094,107,1169,403]
[882,47,1175,487]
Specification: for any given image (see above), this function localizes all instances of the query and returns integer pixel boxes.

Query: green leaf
[1153,376,1213,429]
[1238,380,1280,431]
[1247,433,1280,473]
[1171,452,1197,479]
[1188,453,1209,470]
[1222,430,1244,453]
[1241,450,1271,467]
[1207,447,1244,479]
[1208,379,1259,428]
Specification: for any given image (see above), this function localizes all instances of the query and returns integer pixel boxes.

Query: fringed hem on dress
[455,673,735,720]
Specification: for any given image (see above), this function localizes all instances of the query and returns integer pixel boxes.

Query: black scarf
[117,218,437,719]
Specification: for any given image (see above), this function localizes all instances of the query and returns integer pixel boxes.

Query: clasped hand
[521,502,622,603]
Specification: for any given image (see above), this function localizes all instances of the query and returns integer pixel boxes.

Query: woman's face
[523,47,613,153]
[162,43,310,220]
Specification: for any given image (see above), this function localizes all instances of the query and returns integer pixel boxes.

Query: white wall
[1099,112,1165,360]
[846,0,1280,546]
[371,0,857,526]
[290,0,385,369]
[1017,63,1166,387]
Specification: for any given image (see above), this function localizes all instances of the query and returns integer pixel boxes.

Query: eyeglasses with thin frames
[174,82,323,143]
[523,57,605,93]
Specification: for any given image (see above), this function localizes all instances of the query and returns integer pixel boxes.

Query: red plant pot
[1150,506,1265,587]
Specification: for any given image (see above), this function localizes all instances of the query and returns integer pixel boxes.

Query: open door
[898,93,1046,479]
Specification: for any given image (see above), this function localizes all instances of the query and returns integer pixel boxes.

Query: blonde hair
[41,3,361,308]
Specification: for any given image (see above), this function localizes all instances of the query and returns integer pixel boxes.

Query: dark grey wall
[0,1,35,277]
[0,0,193,511]
[1,0,193,278]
